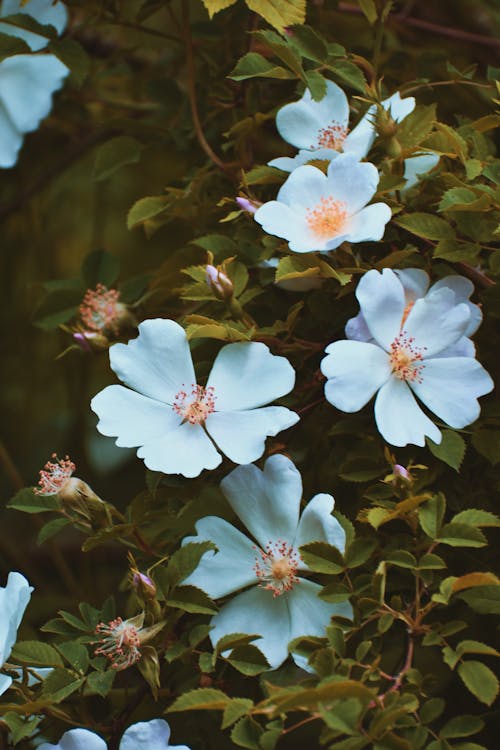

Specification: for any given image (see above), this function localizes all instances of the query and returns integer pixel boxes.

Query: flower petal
[325,154,379,213]
[0,54,67,133]
[210,585,291,669]
[182,517,257,598]
[220,455,302,549]
[253,200,313,251]
[109,319,195,403]
[345,311,372,342]
[394,268,430,300]
[374,377,441,446]
[294,494,346,560]
[206,407,299,465]
[344,104,377,158]
[207,341,295,411]
[0,102,23,168]
[404,289,470,357]
[91,385,180,448]
[410,357,493,429]
[431,275,482,336]
[269,148,338,172]
[0,674,12,696]
[277,163,328,209]
[120,719,189,750]
[434,336,475,358]
[38,729,107,750]
[0,0,67,51]
[402,152,439,190]
[355,268,406,350]
[288,579,353,645]
[0,571,32,666]
[137,422,222,478]
[343,202,392,244]
[382,91,415,122]
[321,340,391,412]
[276,81,349,150]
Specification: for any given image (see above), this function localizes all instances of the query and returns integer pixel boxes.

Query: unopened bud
[235,196,258,214]
[205,264,234,300]
[73,330,110,352]
[386,136,402,159]
[392,464,413,489]
[132,570,157,600]
[376,107,398,139]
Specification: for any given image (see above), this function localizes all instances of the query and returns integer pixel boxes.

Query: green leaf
[8,487,60,514]
[287,24,328,62]
[231,716,263,750]
[320,697,364,733]
[93,136,144,182]
[299,541,344,574]
[328,59,366,93]
[344,537,377,568]
[357,0,377,24]
[48,38,89,86]
[418,493,446,539]
[165,541,216,589]
[433,238,481,264]
[458,585,500,615]
[81,249,120,289]
[245,0,306,32]
[37,518,70,545]
[457,660,499,706]
[394,213,453,240]
[226,644,270,675]
[190,233,237,257]
[452,509,500,527]
[230,52,295,81]
[11,641,64,667]
[439,187,491,213]
[472,428,500,464]
[397,104,436,148]
[85,669,115,697]
[304,70,327,101]
[168,687,230,712]
[385,550,417,569]
[0,31,30,61]
[201,0,238,18]
[420,697,445,723]
[427,430,466,471]
[167,585,218,615]
[456,640,499,658]
[418,553,446,569]
[437,523,487,548]
[222,698,254,729]
[40,669,85,703]
[215,633,261,656]
[33,288,82,330]
[56,641,90,673]
[127,195,170,230]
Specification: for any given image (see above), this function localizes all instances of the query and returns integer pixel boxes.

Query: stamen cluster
[306,196,347,239]
[173,384,216,424]
[315,122,348,150]
[79,284,122,334]
[253,540,301,597]
[93,617,141,671]
[389,331,426,383]
[35,454,75,496]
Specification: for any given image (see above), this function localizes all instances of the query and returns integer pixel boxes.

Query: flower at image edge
[91,319,299,478]
[182,454,352,669]
[38,718,191,750]
[0,571,33,696]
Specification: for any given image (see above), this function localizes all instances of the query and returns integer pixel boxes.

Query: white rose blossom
[254,152,391,253]
[269,80,439,190]
[0,0,68,168]
[0,571,33,696]
[38,719,190,750]
[182,454,352,670]
[321,268,493,447]
[91,319,299,478]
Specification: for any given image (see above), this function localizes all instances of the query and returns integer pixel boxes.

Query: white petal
[394,268,430,300]
[0,55,67,133]
[120,719,187,750]
[0,571,32,665]
[321,340,391,412]
[210,586,291,669]
[374,377,441,446]
[0,674,12,695]
[410,357,494,429]
[220,455,302,549]
[276,81,349,150]
[206,407,299,465]
[38,729,107,750]
[325,154,379,213]
[404,289,470,357]
[269,147,338,172]
[294,493,346,560]
[382,91,415,122]
[431,275,482,336]
[344,104,377,158]
[91,385,180,448]
[254,200,312,250]
[356,268,406,350]
[288,579,353,644]
[207,341,295,411]
[345,312,372,342]
[434,336,475,358]
[343,202,392,244]
[137,422,221,478]
[182,517,257,598]
[109,319,195,404]
[402,152,440,190]
[0,0,67,51]
[277,163,328,209]
[0,102,22,168]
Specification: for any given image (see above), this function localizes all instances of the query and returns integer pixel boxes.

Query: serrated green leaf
[230,52,295,81]
[56,642,89,673]
[166,541,216,589]
[427,430,466,471]
[127,195,169,230]
[437,523,487,548]
[385,550,417,568]
[168,687,230,712]
[226,644,269,675]
[472,428,500,464]
[84,669,115,697]
[395,213,453,240]
[458,585,500,615]
[287,24,328,62]
[452,509,500,527]
[299,541,344,574]
[168,585,218,615]
[201,0,238,18]
[456,640,499,658]
[304,70,327,101]
[328,59,366,93]
[457,660,499,706]
[344,537,377,568]
[397,104,436,148]
[37,518,70,545]
[11,641,64,667]
[8,487,60,514]
[48,37,89,86]
[40,668,85,703]
[418,493,446,539]
[222,698,254,729]
[245,0,305,32]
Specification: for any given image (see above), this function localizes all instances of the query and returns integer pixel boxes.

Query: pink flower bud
[236,196,257,214]
[205,264,234,300]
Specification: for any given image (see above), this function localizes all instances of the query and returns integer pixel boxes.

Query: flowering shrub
[0,1,499,749]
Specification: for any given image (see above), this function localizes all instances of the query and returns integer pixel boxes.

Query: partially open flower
[205,264,234,300]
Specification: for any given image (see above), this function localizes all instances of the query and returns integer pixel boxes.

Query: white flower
[346,268,483,357]
[269,82,439,189]
[0,0,69,168]
[0,572,33,696]
[91,319,299,478]
[182,454,352,670]
[321,268,494,447]
[38,719,190,750]
[254,153,391,253]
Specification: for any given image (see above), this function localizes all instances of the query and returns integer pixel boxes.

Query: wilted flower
[91,319,299,478]
[93,615,143,671]
[321,268,493,447]
[269,81,439,190]
[0,0,69,168]
[0,572,33,696]
[254,153,391,253]
[182,455,352,669]
[38,719,191,750]
[35,453,75,496]
[79,284,130,335]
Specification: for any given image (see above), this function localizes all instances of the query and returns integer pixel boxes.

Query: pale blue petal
[207,342,295,411]
[410,357,493,429]
[0,54,67,132]
[277,163,328,209]
[269,147,338,172]
[343,202,392,243]
[294,493,346,559]
[431,275,482,336]
[434,336,475,358]
[394,268,430,300]
[120,719,189,750]
[137,421,222,478]
[0,572,32,665]
[38,729,107,750]
[109,319,195,404]
[344,104,376,158]
[382,92,415,122]
[254,200,312,249]
[325,154,379,213]
[374,377,441,447]
[220,455,302,549]
[404,290,471,357]
[276,81,349,150]
[355,269,406,350]
[182,516,257,598]
[0,0,67,51]
[345,312,372,342]
[288,579,353,643]
[0,101,22,167]
[0,674,12,695]
[402,152,440,190]
[206,406,299,465]
[322,340,391,412]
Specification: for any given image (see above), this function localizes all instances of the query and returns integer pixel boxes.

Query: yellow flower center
[305,196,347,240]
[315,122,349,151]
[173,384,216,424]
[389,331,426,383]
[254,541,301,597]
